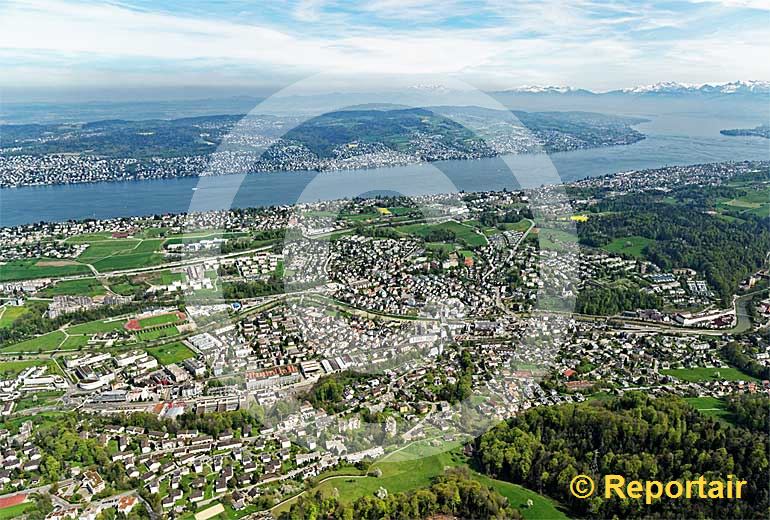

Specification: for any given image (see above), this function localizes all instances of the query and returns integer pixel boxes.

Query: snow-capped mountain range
[501,80,770,96]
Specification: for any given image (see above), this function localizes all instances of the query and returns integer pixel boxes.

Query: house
[116,496,137,515]
[83,470,105,494]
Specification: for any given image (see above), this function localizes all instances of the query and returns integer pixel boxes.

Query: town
[0,160,768,519]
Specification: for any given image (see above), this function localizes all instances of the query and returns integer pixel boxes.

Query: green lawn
[0,305,31,328]
[661,367,758,382]
[0,259,91,282]
[1,330,65,353]
[37,278,107,297]
[146,342,195,365]
[66,319,127,335]
[603,236,655,258]
[14,390,65,412]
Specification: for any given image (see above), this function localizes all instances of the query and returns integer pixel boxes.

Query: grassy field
[535,228,579,252]
[0,259,91,282]
[72,237,166,272]
[281,444,565,519]
[139,313,182,328]
[66,319,127,335]
[37,278,106,297]
[146,342,195,365]
[661,366,758,382]
[0,501,34,520]
[473,473,568,519]
[396,221,488,248]
[1,330,65,353]
[0,359,57,379]
[603,236,655,258]
[60,334,90,350]
[716,186,770,218]
[137,326,180,341]
[0,305,31,328]
[684,396,737,425]
[91,251,164,272]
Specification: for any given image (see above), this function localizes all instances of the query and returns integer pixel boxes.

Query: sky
[0,0,769,101]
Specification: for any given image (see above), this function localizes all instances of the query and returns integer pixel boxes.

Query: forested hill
[577,179,770,303]
[475,393,770,519]
[0,107,645,159]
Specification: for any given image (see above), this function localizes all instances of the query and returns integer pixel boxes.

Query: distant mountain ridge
[497,80,770,96]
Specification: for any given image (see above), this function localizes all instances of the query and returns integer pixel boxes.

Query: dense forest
[576,286,663,315]
[475,393,769,519]
[278,468,519,520]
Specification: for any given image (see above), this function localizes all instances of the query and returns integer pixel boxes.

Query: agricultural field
[71,236,166,272]
[37,277,107,297]
[603,235,655,258]
[661,366,757,382]
[0,259,91,282]
[716,186,770,218]
[146,342,195,365]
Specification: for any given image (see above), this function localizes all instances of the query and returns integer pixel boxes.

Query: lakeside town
[0,109,646,188]
[0,160,768,519]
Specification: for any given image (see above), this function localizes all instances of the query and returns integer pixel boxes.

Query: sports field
[137,326,180,341]
[137,312,185,329]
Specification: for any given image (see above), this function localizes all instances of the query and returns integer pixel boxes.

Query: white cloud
[0,0,768,91]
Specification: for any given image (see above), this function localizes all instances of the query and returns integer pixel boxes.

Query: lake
[1,115,768,227]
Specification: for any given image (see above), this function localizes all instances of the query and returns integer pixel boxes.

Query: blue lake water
[1,119,768,227]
